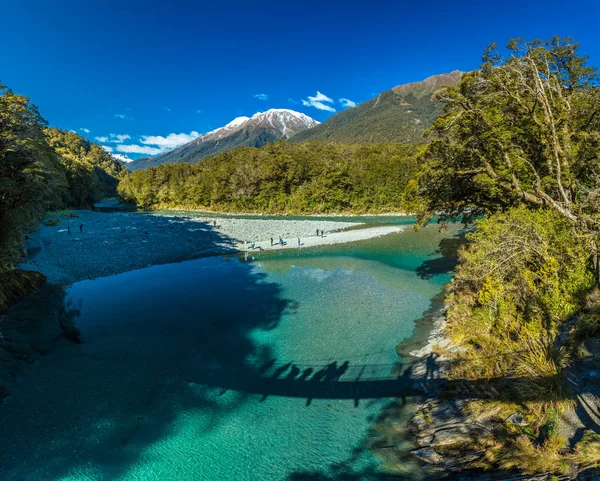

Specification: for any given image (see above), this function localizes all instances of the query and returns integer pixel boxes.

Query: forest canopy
[118,142,420,214]
[0,83,125,271]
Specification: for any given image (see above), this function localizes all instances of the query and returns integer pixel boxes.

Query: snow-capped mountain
[128,109,318,171]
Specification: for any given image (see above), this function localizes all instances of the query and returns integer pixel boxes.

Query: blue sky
[2,0,599,160]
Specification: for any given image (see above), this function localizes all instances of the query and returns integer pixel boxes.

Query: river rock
[432,423,485,446]
[411,447,443,464]
[506,411,528,426]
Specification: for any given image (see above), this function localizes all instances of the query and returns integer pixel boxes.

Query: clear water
[0,223,457,481]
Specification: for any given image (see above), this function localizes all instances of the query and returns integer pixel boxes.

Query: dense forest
[406,37,600,473]
[118,142,420,213]
[0,83,124,311]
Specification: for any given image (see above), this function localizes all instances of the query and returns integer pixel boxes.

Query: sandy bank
[236,225,403,251]
[19,210,402,284]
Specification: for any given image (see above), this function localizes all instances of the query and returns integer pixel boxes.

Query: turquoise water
[0,224,457,481]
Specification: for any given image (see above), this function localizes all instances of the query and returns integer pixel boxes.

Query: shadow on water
[0,225,293,480]
[0,220,467,480]
[286,231,467,481]
[415,232,466,280]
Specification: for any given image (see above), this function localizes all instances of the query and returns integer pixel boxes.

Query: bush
[572,431,600,467]
[44,219,60,226]
[447,208,593,400]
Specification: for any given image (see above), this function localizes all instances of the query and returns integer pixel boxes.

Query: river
[0,217,459,480]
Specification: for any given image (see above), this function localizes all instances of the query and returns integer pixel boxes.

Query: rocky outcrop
[411,396,488,472]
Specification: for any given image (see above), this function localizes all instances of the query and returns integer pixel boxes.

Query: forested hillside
[118,142,420,213]
[0,83,124,310]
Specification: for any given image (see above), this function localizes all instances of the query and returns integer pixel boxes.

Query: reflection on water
[0,224,460,481]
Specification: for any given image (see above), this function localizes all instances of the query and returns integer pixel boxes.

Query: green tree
[408,37,600,269]
[0,84,66,269]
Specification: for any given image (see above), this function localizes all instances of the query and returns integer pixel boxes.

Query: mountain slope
[291,71,462,144]
[128,109,318,171]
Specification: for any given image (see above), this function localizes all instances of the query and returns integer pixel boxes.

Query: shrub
[572,431,600,467]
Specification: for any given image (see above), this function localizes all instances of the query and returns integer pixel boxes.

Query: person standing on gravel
[270,237,273,246]
[79,224,84,233]
[316,228,319,237]
[68,225,71,236]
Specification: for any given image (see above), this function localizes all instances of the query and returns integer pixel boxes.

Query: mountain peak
[128,109,318,171]
[390,70,463,99]
[291,70,462,145]
[224,116,250,128]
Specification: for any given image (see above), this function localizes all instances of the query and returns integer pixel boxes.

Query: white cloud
[114,113,133,120]
[288,98,299,104]
[253,93,268,101]
[80,127,90,133]
[164,106,171,112]
[116,144,163,155]
[196,109,203,114]
[96,134,131,144]
[109,134,131,143]
[301,91,336,112]
[140,131,200,149]
[100,130,201,158]
[339,98,357,108]
[111,153,133,163]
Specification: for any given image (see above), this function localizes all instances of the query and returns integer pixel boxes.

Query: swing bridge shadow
[189,357,580,407]
[190,357,460,405]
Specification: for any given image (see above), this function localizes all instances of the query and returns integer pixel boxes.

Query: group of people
[269,237,288,247]
[245,229,327,250]
[244,240,263,251]
[67,224,84,235]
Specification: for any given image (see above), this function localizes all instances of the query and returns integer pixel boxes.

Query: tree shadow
[415,233,466,280]
[0,223,292,480]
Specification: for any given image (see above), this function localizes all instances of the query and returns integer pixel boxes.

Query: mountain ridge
[128,109,318,171]
[290,71,463,144]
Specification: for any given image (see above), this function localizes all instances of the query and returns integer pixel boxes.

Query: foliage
[0,270,46,314]
[572,431,600,467]
[0,83,66,269]
[495,433,568,474]
[118,142,420,214]
[0,82,124,272]
[447,208,593,408]
[45,128,125,207]
[408,37,600,238]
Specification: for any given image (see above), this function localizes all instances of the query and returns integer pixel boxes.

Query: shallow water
[0,223,458,481]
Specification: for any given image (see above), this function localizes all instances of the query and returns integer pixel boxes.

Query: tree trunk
[593,239,600,286]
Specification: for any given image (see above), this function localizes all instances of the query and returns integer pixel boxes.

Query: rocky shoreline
[18,209,402,285]
[402,313,598,480]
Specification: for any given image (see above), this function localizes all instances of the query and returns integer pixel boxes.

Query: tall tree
[0,84,66,268]
[408,38,600,222]
[406,37,600,275]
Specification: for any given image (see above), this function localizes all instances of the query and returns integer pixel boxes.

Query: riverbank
[18,209,402,284]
